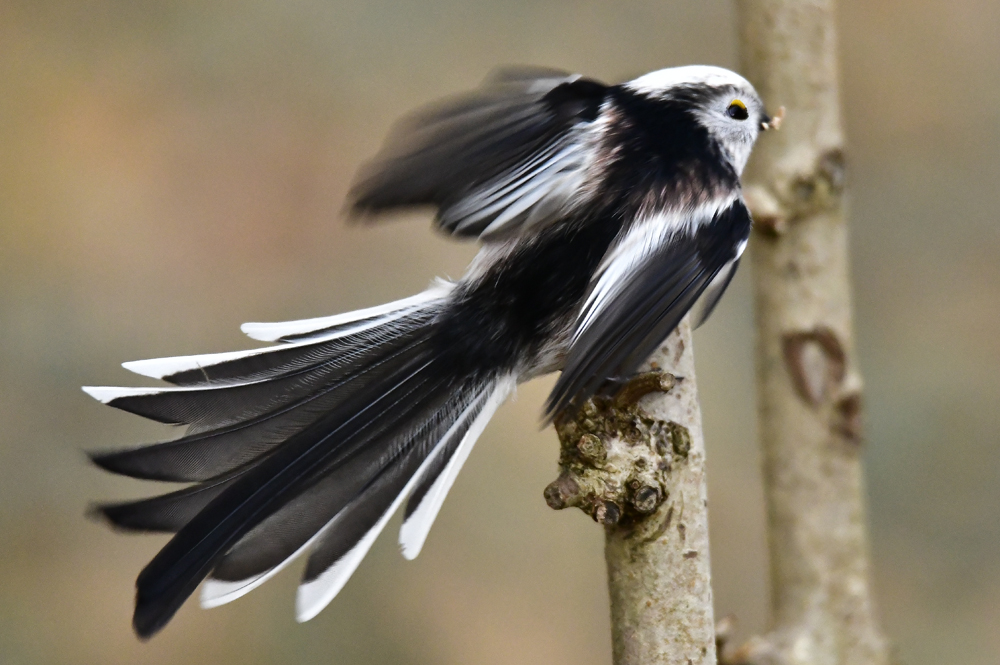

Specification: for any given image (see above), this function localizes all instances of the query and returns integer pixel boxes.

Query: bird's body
[86,65,773,638]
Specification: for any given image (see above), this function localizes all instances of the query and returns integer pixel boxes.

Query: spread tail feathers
[85,283,514,638]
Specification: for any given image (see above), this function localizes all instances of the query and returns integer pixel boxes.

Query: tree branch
[547,318,717,665]
[730,1,892,663]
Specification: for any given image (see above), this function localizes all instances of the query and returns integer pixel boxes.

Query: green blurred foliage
[0,1,998,663]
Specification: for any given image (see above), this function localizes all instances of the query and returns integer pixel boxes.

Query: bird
[84,64,777,639]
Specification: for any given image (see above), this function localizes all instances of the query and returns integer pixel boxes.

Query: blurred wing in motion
[349,67,608,240]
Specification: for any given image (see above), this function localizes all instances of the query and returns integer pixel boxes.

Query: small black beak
[760,106,785,131]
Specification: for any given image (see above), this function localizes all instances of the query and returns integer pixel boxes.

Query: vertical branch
[730,1,891,664]
[546,318,716,665]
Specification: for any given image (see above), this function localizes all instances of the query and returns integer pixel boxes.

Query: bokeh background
[1,1,998,663]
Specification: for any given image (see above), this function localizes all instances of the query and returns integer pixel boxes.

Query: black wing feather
[547,201,752,416]
[690,257,740,328]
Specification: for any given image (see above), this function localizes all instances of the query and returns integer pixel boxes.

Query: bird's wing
[546,197,752,416]
[349,67,608,240]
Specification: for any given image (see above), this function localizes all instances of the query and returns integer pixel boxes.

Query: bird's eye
[727,99,749,120]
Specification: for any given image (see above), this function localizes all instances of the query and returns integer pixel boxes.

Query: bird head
[626,65,777,175]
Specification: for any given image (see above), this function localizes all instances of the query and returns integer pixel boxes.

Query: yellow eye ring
[727,99,749,120]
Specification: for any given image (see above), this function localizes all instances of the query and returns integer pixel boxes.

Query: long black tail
[86,283,515,638]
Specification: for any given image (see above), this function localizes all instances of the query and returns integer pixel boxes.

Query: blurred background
[1,1,998,663]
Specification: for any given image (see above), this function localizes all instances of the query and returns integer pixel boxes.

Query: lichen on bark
[545,370,684,526]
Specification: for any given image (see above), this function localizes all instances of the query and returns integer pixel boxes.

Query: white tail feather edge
[123,347,284,381]
[398,375,515,560]
[113,317,416,394]
[200,529,325,608]
[196,375,512,620]
[121,282,454,381]
[81,385,168,403]
[121,322,394,383]
[198,427,458,612]
[82,377,271,402]
[241,281,454,342]
[295,376,514,622]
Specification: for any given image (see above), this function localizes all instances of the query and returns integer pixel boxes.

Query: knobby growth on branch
[547,318,717,665]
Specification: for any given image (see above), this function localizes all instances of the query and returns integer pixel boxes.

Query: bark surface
[547,319,716,665]
[729,2,892,663]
